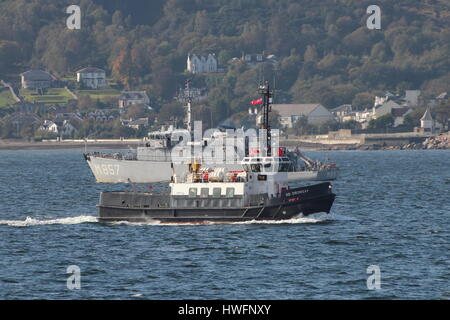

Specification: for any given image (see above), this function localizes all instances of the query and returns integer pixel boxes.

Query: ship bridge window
[189,188,198,197]
[226,188,235,197]
[279,163,290,172]
[250,164,261,172]
[213,188,221,197]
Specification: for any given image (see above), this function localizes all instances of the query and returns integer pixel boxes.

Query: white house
[374,92,398,107]
[187,54,218,74]
[373,100,402,118]
[271,104,335,128]
[76,67,107,89]
[118,91,150,109]
[39,120,58,134]
[420,108,434,133]
[60,120,78,137]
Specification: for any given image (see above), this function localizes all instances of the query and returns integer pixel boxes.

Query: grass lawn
[0,87,17,108]
[76,87,121,101]
[20,88,73,105]
[60,76,76,81]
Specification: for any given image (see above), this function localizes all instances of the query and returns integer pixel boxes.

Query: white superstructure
[170,156,290,200]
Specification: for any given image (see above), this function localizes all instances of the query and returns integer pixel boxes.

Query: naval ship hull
[86,155,338,183]
[97,183,335,223]
[86,156,174,183]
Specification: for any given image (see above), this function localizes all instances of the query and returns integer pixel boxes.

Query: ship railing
[136,154,173,162]
[174,169,248,184]
[85,151,137,160]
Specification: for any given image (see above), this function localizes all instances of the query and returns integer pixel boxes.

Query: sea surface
[0,149,448,299]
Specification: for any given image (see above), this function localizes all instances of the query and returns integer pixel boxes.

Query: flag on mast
[251,98,263,106]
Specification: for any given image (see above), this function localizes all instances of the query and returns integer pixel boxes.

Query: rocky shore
[1,133,449,151]
[322,133,450,151]
[282,132,450,151]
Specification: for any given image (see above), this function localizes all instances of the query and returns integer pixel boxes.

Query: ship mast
[183,79,194,133]
[258,81,274,156]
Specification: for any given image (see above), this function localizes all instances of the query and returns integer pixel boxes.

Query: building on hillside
[20,70,54,89]
[54,112,83,122]
[118,91,150,109]
[59,119,79,137]
[187,53,218,74]
[392,107,413,127]
[243,53,264,65]
[86,109,117,122]
[6,112,42,131]
[121,117,149,130]
[374,90,421,109]
[331,104,353,122]
[39,120,59,134]
[269,104,335,128]
[76,67,107,89]
[404,90,421,108]
[12,101,45,114]
[373,100,403,118]
[374,92,399,107]
[241,53,278,67]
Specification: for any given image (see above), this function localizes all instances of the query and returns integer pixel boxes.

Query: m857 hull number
[94,164,120,175]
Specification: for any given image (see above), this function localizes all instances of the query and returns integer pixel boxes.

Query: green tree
[368,114,395,131]
[434,99,450,130]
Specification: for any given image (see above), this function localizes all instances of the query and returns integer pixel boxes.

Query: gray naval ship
[85,82,338,184]
[97,83,336,223]
[84,127,339,183]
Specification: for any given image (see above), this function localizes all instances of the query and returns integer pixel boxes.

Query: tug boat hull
[98,183,335,223]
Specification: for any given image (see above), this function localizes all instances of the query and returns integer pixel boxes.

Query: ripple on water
[0,149,449,299]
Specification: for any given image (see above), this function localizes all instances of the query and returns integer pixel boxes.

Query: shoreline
[0,140,144,151]
[0,138,448,151]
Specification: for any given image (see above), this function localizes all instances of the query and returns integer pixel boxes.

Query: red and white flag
[251,98,263,106]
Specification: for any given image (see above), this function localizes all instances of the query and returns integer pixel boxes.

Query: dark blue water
[0,149,448,299]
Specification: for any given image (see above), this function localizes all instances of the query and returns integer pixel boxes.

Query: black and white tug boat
[97,83,336,223]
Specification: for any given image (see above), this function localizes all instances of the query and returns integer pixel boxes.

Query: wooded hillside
[1,0,450,128]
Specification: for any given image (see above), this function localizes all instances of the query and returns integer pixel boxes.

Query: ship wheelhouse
[241,156,292,173]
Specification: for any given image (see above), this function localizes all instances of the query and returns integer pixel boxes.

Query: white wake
[0,213,344,227]
[0,216,98,227]
[108,212,334,227]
